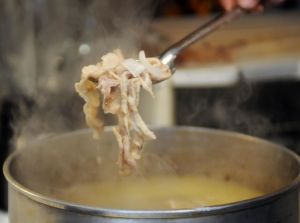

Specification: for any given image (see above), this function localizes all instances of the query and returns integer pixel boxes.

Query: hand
[219,0,261,11]
[219,0,284,11]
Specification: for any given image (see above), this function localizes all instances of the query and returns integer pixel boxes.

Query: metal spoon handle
[160,7,245,71]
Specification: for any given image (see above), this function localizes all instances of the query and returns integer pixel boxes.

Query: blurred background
[0,0,300,212]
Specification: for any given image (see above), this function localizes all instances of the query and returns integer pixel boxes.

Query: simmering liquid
[56,176,264,210]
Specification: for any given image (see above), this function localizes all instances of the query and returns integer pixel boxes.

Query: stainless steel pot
[3,127,300,223]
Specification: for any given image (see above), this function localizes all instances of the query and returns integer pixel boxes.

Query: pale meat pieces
[75,79,103,139]
[75,49,171,174]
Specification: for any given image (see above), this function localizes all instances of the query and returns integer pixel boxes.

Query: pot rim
[3,126,300,219]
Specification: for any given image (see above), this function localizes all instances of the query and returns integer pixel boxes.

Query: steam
[2,0,156,147]
[177,79,272,138]
[3,0,273,151]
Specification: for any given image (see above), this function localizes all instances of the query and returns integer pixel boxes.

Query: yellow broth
[55,176,264,210]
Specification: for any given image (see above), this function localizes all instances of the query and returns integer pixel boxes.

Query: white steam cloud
[0,0,156,147]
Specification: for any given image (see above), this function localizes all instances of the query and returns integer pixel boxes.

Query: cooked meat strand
[75,49,171,173]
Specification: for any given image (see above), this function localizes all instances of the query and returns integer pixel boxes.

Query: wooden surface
[145,12,300,67]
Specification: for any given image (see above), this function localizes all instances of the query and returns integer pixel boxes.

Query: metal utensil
[154,7,245,83]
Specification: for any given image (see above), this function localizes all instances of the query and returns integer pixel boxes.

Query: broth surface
[56,176,264,210]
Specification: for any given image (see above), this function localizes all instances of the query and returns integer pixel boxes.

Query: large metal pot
[3,127,300,222]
